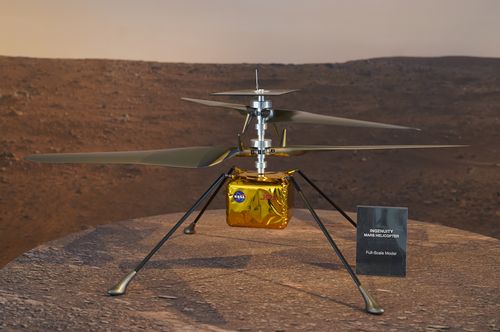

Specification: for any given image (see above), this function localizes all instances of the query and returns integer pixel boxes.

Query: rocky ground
[0,210,498,331]
[0,55,499,267]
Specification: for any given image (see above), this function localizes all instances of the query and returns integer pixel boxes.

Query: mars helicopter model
[26,71,464,315]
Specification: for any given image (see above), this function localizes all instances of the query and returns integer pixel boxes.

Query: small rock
[7,109,24,116]
[0,151,17,160]
[427,325,450,330]
[120,113,130,122]
[157,295,177,300]
[15,90,30,99]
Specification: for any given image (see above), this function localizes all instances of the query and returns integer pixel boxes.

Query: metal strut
[289,176,383,315]
[107,167,234,296]
[297,170,357,228]
[184,167,235,234]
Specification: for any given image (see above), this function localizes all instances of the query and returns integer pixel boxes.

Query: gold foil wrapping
[227,168,294,229]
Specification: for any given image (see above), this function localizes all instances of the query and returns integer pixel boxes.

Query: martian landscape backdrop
[1,55,499,267]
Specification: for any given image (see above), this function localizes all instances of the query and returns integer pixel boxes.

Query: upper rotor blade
[181,97,248,115]
[183,97,418,130]
[212,89,297,96]
[270,145,467,156]
[270,109,420,131]
[25,146,239,168]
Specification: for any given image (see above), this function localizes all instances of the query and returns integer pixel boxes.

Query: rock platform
[0,209,498,331]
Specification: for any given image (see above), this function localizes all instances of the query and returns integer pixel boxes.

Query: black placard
[356,206,407,277]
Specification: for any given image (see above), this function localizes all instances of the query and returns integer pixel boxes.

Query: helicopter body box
[226,168,294,229]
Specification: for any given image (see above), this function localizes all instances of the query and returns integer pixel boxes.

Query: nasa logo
[233,191,246,203]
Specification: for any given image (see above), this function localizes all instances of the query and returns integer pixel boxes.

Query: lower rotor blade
[182,97,248,115]
[25,146,239,168]
[270,145,467,156]
[270,109,420,131]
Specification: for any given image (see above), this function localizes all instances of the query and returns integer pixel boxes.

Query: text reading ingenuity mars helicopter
[26,70,465,314]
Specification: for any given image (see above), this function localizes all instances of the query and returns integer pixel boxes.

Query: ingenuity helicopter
[26,70,465,315]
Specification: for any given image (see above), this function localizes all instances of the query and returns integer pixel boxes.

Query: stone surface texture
[0,209,498,331]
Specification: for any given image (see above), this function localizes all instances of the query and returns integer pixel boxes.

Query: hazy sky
[1,0,499,63]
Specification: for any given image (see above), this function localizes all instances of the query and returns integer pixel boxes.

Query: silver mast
[250,70,272,174]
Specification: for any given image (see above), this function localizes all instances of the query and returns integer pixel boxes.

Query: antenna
[255,69,259,90]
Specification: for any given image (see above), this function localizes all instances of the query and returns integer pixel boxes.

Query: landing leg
[289,176,383,315]
[184,168,234,234]
[107,168,234,296]
[297,170,357,228]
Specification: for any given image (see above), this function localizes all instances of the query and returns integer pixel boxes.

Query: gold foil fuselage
[226,169,294,229]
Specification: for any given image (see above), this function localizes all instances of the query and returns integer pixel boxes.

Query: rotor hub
[251,138,272,149]
[251,99,272,110]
